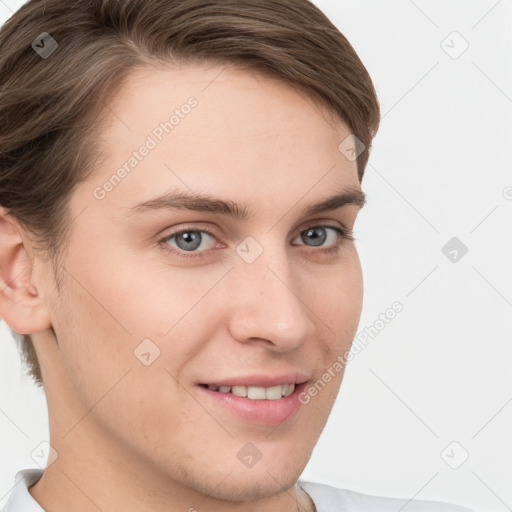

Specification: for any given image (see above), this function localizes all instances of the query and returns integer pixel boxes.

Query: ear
[0,206,52,335]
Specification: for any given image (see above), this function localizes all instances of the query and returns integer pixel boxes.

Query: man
[0,0,472,510]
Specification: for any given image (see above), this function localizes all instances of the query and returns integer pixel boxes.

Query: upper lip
[199,372,311,388]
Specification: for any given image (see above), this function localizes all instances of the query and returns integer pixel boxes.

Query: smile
[196,381,309,425]
[199,383,296,400]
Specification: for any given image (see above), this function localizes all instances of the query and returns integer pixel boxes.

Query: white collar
[2,469,45,512]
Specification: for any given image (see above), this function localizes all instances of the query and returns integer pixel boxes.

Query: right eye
[159,228,220,260]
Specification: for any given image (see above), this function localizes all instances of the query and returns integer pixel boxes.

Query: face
[27,63,365,504]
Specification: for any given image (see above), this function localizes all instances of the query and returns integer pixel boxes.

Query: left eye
[160,225,352,259]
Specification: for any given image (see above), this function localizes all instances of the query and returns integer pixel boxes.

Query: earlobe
[0,206,52,335]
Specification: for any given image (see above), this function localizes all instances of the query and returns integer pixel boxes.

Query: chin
[170,448,308,503]
[201,470,301,502]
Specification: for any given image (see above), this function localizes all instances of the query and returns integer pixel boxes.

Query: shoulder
[298,480,473,512]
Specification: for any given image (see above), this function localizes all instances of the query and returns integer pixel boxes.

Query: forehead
[78,62,359,220]
[100,62,349,147]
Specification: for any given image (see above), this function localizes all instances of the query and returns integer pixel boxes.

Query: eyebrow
[127,186,366,220]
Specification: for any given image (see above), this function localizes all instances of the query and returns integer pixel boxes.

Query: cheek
[309,248,363,339]
[51,271,134,408]
[52,268,190,444]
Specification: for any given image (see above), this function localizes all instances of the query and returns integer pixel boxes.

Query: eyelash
[158,224,355,261]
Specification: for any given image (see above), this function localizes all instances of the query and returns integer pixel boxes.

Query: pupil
[304,227,326,247]
[176,231,201,251]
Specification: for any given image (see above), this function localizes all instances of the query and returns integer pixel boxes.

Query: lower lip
[195,382,308,426]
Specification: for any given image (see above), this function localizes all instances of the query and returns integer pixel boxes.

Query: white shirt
[2,468,473,512]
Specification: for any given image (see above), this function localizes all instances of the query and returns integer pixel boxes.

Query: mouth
[198,382,297,400]
[195,379,310,425]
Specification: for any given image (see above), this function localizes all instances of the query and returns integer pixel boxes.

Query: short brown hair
[0,0,380,388]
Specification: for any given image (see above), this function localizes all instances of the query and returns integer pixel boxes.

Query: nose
[226,246,316,352]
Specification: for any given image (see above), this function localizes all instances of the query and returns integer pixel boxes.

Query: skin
[0,63,365,512]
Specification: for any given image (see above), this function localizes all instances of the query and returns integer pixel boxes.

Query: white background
[1,1,511,511]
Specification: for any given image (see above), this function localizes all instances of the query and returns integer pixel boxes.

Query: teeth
[247,386,266,399]
[206,383,295,399]
[231,385,248,397]
[265,385,283,400]
[283,384,295,397]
